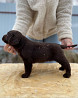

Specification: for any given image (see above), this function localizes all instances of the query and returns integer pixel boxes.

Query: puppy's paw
[59,67,64,71]
[21,73,29,78]
[63,73,71,78]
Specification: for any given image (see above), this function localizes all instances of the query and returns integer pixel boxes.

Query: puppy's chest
[19,49,33,59]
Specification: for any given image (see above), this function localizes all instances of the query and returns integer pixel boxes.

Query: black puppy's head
[2,30,22,46]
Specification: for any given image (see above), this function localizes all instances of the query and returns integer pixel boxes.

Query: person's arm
[12,0,33,36]
[56,0,73,45]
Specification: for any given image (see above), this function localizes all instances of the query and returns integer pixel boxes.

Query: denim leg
[44,34,60,44]
[26,34,60,43]
[26,36,43,42]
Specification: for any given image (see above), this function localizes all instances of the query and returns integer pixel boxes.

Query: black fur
[2,30,76,78]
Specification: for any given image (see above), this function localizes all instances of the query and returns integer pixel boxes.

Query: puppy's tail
[60,44,78,49]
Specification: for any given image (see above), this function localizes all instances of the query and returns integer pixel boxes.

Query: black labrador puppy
[2,30,77,78]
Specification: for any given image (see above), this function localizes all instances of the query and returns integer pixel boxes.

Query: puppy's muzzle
[2,35,8,43]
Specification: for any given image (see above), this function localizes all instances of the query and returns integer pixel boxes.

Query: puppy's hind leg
[54,54,71,78]
[59,66,65,71]
[22,61,32,78]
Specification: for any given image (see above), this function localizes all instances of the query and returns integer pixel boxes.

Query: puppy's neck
[13,37,25,51]
[13,36,31,51]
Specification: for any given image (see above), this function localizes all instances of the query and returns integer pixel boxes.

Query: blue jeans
[26,34,60,44]
[26,34,60,63]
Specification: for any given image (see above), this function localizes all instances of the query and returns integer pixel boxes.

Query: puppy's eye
[12,34,15,37]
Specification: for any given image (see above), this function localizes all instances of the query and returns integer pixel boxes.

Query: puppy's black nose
[2,35,8,43]
[2,35,5,41]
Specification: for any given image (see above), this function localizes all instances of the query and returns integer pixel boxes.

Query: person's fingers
[61,38,73,50]
[61,38,73,45]
[9,47,16,55]
[66,40,73,49]
[4,44,16,55]
[4,44,10,52]
[7,46,12,51]
[8,46,16,55]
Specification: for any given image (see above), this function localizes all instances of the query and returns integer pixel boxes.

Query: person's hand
[61,38,73,49]
[4,44,16,55]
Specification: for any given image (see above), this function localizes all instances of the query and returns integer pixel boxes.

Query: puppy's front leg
[22,61,32,78]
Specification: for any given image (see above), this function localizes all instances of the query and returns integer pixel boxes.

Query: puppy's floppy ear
[9,39,20,45]
[8,34,20,45]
